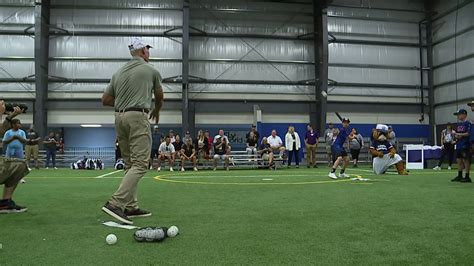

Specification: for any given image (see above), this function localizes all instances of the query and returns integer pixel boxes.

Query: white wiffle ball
[167,226,179,238]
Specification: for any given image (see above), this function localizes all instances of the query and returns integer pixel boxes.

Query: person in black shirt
[25,126,41,170]
[180,138,197,172]
[258,137,274,169]
[246,124,260,142]
[172,134,183,161]
[246,131,258,158]
[44,132,59,169]
[213,136,229,171]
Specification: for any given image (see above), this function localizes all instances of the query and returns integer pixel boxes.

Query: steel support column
[312,0,328,133]
[34,0,50,138]
[425,4,436,145]
[181,0,194,136]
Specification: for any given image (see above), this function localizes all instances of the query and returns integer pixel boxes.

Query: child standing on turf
[328,118,352,179]
[2,119,27,159]
[452,109,471,183]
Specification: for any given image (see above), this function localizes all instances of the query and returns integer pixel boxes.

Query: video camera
[5,103,28,113]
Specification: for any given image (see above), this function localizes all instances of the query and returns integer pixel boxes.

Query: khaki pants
[25,144,39,160]
[109,111,151,211]
[0,157,29,187]
[306,144,317,166]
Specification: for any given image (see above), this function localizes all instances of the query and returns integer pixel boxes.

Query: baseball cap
[376,124,389,133]
[215,135,222,140]
[453,109,468,115]
[342,118,350,123]
[185,131,190,134]
[128,37,152,52]
[468,100,474,107]
[153,125,159,129]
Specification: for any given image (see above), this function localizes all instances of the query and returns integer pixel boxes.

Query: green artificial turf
[0,166,473,265]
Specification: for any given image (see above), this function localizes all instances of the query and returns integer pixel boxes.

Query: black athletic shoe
[101,202,133,225]
[460,177,472,183]
[0,200,27,214]
[125,208,152,218]
[451,176,463,182]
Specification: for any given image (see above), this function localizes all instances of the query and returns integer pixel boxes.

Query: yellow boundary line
[153,174,387,186]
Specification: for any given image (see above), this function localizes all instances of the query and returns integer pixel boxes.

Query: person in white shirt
[268,129,286,158]
[157,136,175,172]
[285,126,301,168]
[323,123,334,167]
[433,123,456,170]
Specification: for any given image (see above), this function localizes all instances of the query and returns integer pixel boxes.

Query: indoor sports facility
[1,0,474,264]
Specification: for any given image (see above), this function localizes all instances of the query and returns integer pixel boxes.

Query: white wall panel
[196,113,254,125]
[329,67,419,85]
[50,36,181,59]
[328,17,419,41]
[49,61,181,79]
[432,2,474,43]
[330,0,424,12]
[328,6,424,23]
[0,61,34,78]
[329,43,419,67]
[0,36,34,57]
[190,62,313,81]
[0,6,34,25]
[262,114,309,124]
[50,9,182,31]
[433,57,474,85]
[190,38,313,62]
[434,81,474,104]
[48,110,181,125]
[433,30,474,66]
[51,0,181,8]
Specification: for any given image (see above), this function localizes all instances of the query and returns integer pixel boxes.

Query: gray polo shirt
[104,57,162,111]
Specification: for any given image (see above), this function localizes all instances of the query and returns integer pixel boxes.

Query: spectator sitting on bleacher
[150,125,162,170]
[172,134,183,162]
[168,130,176,143]
[214,129,231,155]
[196,130,208,160]
[267,130,285,158]
[213,136,229,171]
[180,138,198,172]
[204,130,213,156]
[246,124,260,142]
[183,130,192,143]
[157,136,175,172]
[258,137,274,170]
[246,131,258,157]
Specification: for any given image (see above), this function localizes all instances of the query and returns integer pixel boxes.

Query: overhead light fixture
[80,124,102,128]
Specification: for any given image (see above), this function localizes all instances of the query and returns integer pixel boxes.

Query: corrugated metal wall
[432,0,474,124]
[1,0,434,126]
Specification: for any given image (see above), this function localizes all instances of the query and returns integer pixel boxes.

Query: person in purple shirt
[452,109,471,183]
[304,124,319,168]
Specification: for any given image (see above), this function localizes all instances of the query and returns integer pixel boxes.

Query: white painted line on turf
[95,170,123,178]
[262,178,273,181]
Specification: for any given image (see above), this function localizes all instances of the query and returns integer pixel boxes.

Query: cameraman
[0,100,29,213]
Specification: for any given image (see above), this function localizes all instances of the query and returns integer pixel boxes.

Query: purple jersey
[333,127,351,148]
[456,120,471,149]
[305,130,319,145]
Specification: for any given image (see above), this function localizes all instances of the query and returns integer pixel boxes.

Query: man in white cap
[101,37,164,224]
[369,124,408,175]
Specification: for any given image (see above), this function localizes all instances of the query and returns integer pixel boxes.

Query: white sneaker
[170,167,174,172]
[20,179,26,184]
[54,167,58,170]
[28,167,32,171]
[193,167,198,171]
[181,167,185,172]
[46,167,49,169]
[433,166,441,171]
[157,167,161,172]
[149,165,153,170]
[448,166,452,170]
[339,173,350,178]
[328,172,338,179]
